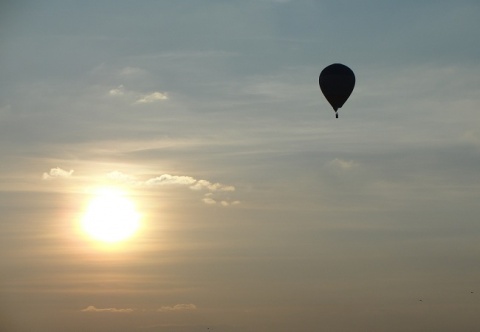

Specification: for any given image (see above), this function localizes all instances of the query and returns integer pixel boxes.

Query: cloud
[81,304,197,314]
[42,167,74,180]
[202,193,240,206]
[81,306,134,313]
[136,91,168,103]
[189,179,235,192]
[158,304,197,312]
[145,174,197,186]
[108,85,125,96]
[107,84,168,105]
[144,174,235,192]
[144,174,238,205]
[106,172,239,206]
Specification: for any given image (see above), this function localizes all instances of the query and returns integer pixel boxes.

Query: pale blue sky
[1,1,480,331]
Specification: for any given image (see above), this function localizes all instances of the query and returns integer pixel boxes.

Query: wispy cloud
[144,174,238,205]
[42,167,74,180]
[158,304,197,312]
[135,91,169,103]
[145,174,197,186]
[81,304,197,314]
[202,193,240,207]
[107,171,240,206]
[190,179,235,192]
[108,84,125,96]
[107,84,168,104]
[81,305,134,313]
[109,171,235,193]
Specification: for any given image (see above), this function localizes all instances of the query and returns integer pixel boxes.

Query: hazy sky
[1,1,480,331]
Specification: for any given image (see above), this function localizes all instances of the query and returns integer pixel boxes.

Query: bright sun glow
[82,188,140,243]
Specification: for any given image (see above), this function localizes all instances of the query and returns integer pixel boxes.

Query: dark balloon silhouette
[319,63,355,118]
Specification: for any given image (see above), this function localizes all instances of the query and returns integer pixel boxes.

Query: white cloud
[145,174,197,186]
[81,306,134,313]
[107,84,169,105]
[108,85,125,96]
[144,174,235,192]
[201,193,240,206]
[158,304,197,312]
[136,91,168,103]
[144,174,237,204]
[190,179,235,192]
[42,167,74,180]
[81,303,197,314]
[113,172,239,206]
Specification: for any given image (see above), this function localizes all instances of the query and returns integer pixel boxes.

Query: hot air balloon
[319,63,355,118]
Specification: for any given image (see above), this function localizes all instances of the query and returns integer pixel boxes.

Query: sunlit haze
[81,188,140,243]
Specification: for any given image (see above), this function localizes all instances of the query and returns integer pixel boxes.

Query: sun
[81,188,140,243]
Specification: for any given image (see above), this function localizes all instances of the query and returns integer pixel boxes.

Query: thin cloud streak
[109,171,237,193]
[158,303,197,312]
[42,167,74,180]
[80,304,197,313]
[107,84,169,104]
[135,91,169,103]
[81,306,134,313]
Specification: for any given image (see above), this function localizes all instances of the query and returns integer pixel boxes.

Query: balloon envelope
[319,63,355,114]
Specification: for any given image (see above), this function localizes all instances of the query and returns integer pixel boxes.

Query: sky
[1,0,480,331]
